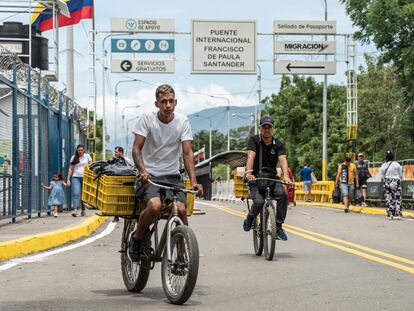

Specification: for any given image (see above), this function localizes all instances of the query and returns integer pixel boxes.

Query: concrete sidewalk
[0,209,108,261]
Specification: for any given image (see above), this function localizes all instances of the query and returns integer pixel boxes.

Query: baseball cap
[358,153,364,157]
[259,115,273,126]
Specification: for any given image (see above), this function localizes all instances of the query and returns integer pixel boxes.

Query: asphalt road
[1,201,413,311]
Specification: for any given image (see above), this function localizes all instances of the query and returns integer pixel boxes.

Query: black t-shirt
[247,135,286,176]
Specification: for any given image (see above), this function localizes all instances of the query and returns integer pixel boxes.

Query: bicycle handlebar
[148,179,199,195]
[247,177,289,185]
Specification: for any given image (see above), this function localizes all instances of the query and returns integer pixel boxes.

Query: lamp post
[322,0,328,181]
[257,63,262,130]
[126,115,140,156]
[194,114,213,159]
[232,113,256,135]
[122,105,141,133]
[209,95,230,179]
[114,79,142,145]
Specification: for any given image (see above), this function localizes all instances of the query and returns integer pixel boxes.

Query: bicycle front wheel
[253,214,263,256]
[263,202,277,261]
[161,225,199,305]
[121,219,151,293]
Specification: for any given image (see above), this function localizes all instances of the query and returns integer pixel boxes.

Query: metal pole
[115,79,140,145]
[322,0,328,181]
[257,64,262,129]
[101,34,111,160]
[66,26,74,99]
[126,116,139,156]
[209,95,230,179]
[209,120,212,159]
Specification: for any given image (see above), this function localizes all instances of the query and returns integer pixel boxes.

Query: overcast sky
[0,0,378,144]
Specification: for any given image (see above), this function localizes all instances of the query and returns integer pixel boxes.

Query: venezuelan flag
[193,150,200,161]
[31,0,93,32]
[198,147,206,160]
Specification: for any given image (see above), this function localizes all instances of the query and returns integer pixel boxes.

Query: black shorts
[359,178,368,188]
[135,174,187,206]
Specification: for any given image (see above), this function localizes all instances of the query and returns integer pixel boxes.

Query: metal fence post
[11,62,18,223]
[27,67,33,218]
[45,82,51,215]
[37,72,42,217]
[58,94,63,174]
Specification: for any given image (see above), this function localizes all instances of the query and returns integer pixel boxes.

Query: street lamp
[126,115,140,156]
[232,113,257,135]
[209,95,230,179]
[194,114,213,159]
[114,79,142,145]
[122,105,140,132]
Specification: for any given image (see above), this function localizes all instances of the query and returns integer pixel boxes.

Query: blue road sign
[111,38,175,53]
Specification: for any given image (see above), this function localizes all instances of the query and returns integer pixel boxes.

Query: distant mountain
[188,105,262,134]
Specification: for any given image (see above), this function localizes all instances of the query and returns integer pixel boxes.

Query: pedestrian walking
[299,162,315,202]
[355,152,371,206]
[66,144,92,217]
[41,172,68,217]
[335,156,359,213]
[381,150,403,220]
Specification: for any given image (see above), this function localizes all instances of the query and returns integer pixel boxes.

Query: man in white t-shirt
[129,84,202,262]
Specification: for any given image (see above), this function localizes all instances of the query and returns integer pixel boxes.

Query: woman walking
[381,151,403,219]
[67,144,92,217]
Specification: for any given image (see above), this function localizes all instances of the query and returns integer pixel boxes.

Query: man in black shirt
[243,115,292,240]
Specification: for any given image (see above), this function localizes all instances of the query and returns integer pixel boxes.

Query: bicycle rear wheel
[161,225,199,305]
[121,219,151,293]
[263,202,277,261]
[253,214,263,256]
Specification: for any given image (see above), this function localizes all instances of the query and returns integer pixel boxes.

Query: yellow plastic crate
[233,175,249,198]
[82,166,195,216]
[82,166,99,207]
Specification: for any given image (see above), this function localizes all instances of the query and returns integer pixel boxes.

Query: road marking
[197,201,414,275]
[0,221,117,272]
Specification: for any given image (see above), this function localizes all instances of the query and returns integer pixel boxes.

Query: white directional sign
[111,18,175,33]
[274,41,336,55]
[192,20,256,74]
[274,60,336,75]
[111,59,175,73]
[273,20,336,35]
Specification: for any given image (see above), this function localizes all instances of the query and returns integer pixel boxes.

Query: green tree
[263,75,347,180]
[355,56,413,161]
[341,0,414,105]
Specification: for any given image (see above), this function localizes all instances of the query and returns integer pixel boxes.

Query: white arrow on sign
[274,60,336,75]
[120,60,132,71]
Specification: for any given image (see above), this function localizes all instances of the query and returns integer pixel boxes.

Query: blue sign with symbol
[111,39,175,53]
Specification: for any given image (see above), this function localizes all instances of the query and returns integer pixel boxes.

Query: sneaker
[53,212,58,218]
[394,215,401,220]
[344,208,349,213]
[243,216,254,232]
[388,215,393,220]
[361,202,367,207]
[71,211,78,217]
[306,199,312,202]
[112,216,120,223]
[128,237,143,262]
[276,227,288,241]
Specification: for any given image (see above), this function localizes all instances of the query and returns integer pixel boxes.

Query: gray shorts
[340,183,354,197]
[135,174,187,205]
[302,181,312,193]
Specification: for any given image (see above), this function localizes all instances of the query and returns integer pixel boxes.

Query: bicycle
[120,179,199,305]
[246,177,287,261]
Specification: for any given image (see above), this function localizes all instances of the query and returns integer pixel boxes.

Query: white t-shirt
[132,111,193,176]
[70,153,92,177]
[380,161,403,180]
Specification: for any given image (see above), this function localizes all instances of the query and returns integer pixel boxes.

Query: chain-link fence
[0,47,87,222]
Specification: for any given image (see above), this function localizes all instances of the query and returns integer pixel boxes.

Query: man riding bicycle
[243,115,292,241]
[130,84,202,262]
